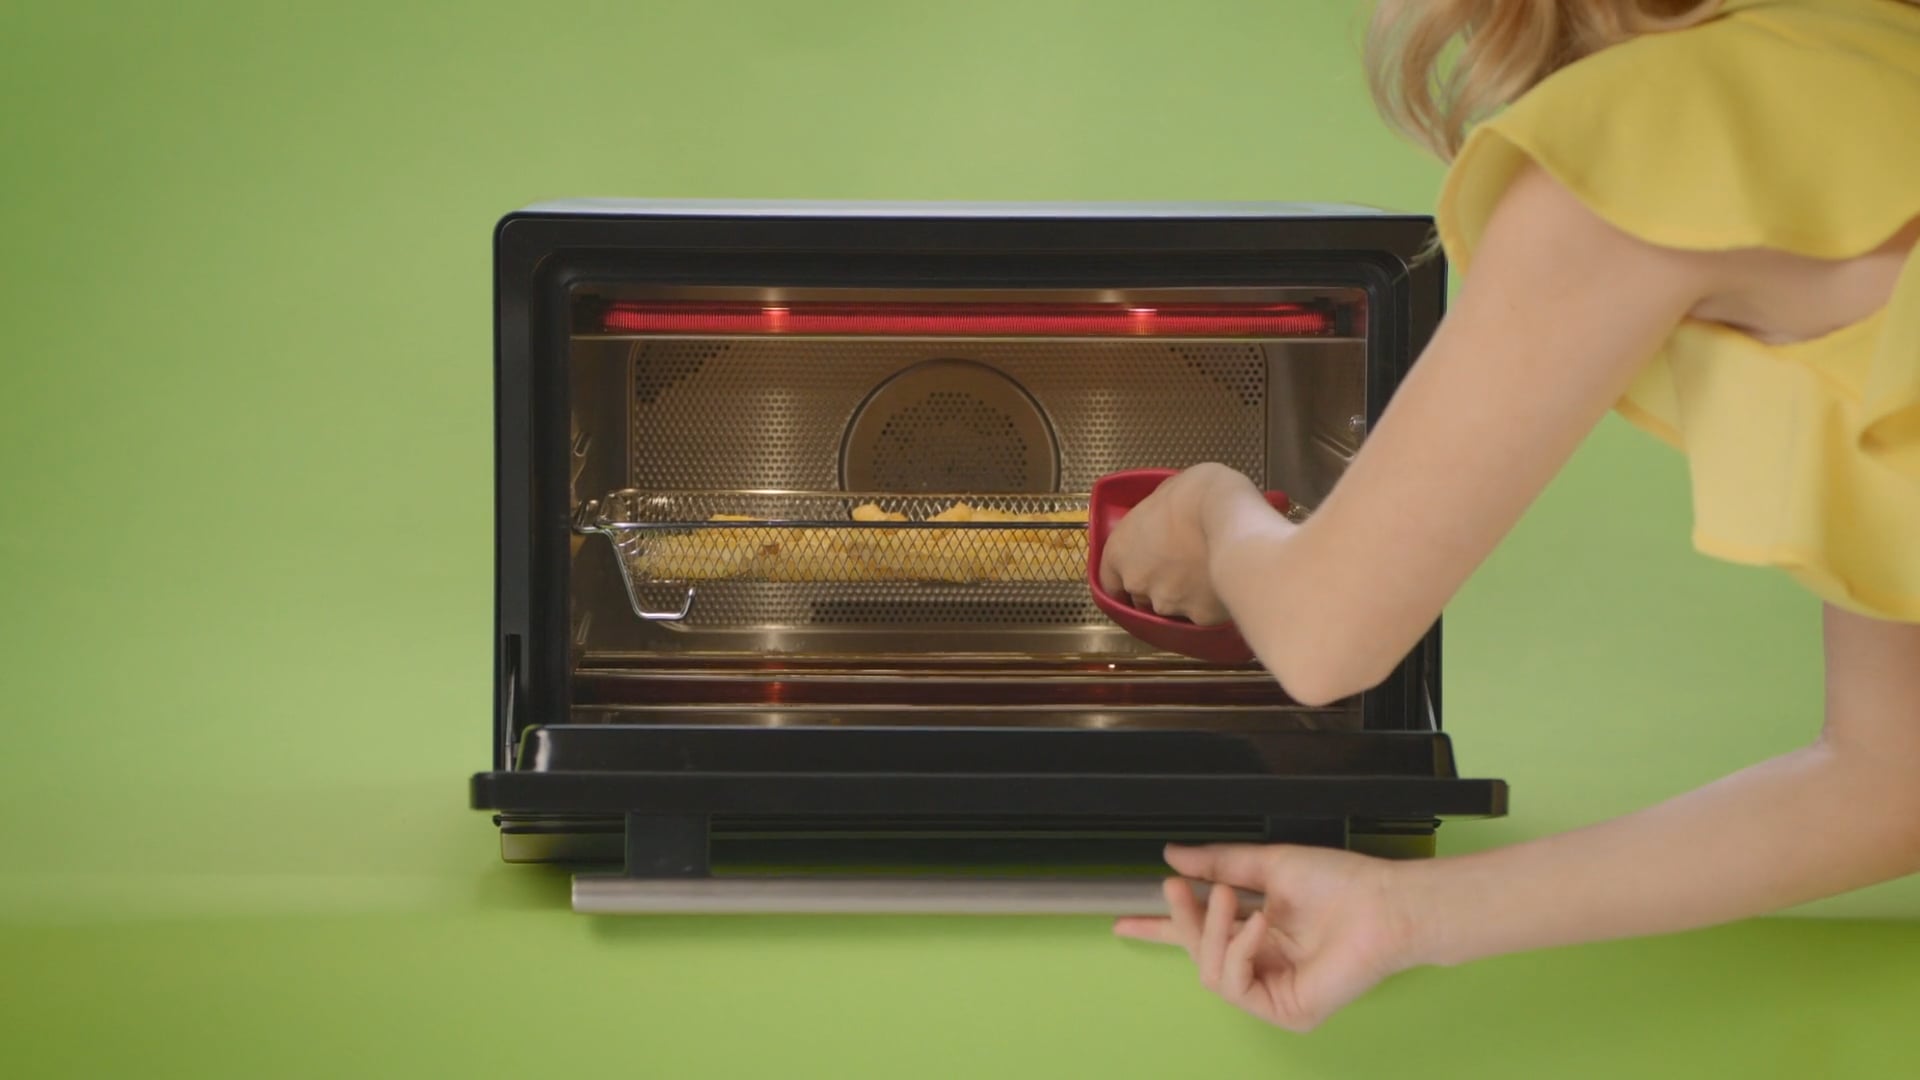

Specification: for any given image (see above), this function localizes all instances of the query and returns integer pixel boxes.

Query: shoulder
[1505,0,1918,131]
[1438,2,1920,270]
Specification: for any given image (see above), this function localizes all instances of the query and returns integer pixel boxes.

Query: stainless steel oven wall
[1268,338,1368,511]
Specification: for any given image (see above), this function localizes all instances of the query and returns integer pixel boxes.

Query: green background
[2,1,1915,1076]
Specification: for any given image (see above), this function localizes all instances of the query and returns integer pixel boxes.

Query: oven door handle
[570,875,1262,917]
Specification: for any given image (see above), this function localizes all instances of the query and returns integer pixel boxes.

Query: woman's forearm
[1201,482,1920,941]
[1401,744,1920,967]
[1199,479,1432,706]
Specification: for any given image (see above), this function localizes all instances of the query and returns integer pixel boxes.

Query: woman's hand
[1113,844,1422,1032]
[1096,463,1263,626]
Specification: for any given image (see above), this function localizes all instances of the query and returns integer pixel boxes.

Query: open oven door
[472,724,1507,915]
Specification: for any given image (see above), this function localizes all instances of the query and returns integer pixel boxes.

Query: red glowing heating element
[599,300,1334,338]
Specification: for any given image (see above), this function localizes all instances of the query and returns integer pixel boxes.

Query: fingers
[1162,876,1204,963]
[1112,881,1193,947]
[1114,879,1236,950]
[1122,586,1222,622]
[1094,510,1219,620]
[1197,883,1238,990]
[1221,910,1269,1004]
[1165,843,1278,891]
[1115,879,1300,1031]
[1131,591,1216,621]
[1222,913,1305,1029]
[1197,886,1282,1026]
[1184,597,1230,626]
[1111,917,1178,944]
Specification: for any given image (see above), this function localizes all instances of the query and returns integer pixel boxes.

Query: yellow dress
[1435,0,1920,621]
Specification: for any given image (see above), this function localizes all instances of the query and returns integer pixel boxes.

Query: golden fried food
[628,500,1092,583]
[850,503,909,522]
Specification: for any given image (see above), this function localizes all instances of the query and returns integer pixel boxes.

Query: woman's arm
[1200,164,1720,705]
[1406,606,1920,964]
[1117,607,1920,1031]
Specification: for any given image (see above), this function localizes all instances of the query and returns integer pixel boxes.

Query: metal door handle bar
[572,875,1262,916]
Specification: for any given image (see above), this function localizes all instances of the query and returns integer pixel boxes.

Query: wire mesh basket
[576,490,1093,621]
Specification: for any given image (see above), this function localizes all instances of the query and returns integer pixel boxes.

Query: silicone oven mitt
[1087,468,1290,665]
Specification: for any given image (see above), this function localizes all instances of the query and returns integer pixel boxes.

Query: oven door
[474,724,1505,914]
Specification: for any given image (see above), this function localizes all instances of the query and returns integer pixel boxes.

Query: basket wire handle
[624,583,697,622]
[575,498,698,622]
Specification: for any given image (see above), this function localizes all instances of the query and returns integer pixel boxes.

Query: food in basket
[630,501,1090,583]
[851,504,909,522]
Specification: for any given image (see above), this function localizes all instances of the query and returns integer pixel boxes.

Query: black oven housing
[471,201,1507,875]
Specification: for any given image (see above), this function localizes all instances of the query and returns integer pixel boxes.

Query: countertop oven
[471,201,1508,914]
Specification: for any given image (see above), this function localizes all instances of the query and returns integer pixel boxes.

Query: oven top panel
[513,198,1413,222]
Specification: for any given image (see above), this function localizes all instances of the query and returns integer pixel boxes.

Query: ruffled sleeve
[1434,0,1920,620]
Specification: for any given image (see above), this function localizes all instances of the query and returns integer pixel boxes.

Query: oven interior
[560,283,1374,736]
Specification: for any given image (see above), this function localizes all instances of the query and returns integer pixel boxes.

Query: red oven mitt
[1087,469,1290,665]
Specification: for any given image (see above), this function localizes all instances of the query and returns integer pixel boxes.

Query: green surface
[1,1,1915,1076]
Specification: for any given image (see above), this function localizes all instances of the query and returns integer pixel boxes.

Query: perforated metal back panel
[628,340,1268,492]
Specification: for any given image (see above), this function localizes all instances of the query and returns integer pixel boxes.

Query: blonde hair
[1365,0,1723,159]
